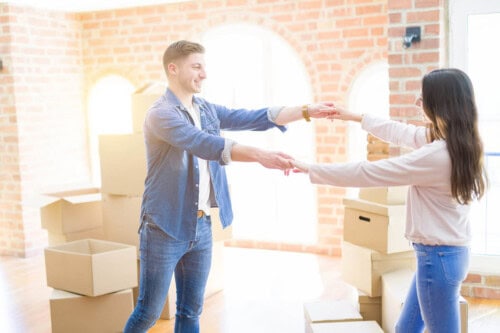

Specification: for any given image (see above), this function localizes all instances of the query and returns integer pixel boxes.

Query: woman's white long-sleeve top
[309,115,470,246]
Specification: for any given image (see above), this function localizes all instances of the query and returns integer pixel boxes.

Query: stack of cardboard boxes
[98,83,232,319]
[304,186,412,332]
[44,239,137,333]
[342,187,415,332]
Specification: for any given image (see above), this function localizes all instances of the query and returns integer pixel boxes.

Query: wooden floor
[0,247,499,333]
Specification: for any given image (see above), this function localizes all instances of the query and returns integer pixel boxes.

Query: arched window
[87,75,135,185]
[201,23,316,243]
[347,62,389,197]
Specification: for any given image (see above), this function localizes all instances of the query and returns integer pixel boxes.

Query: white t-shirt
[186,105,211,216]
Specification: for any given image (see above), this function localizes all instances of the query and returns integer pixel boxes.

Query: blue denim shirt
[141,88,286,241]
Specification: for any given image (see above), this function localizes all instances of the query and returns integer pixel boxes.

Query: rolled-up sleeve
[267,106,285,123]
[221,138,237,165]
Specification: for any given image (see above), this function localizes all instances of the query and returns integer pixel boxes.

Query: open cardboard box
[45,238,137,297]
[34,188,102,234]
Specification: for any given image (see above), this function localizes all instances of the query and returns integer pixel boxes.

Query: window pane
[467,13,500,254]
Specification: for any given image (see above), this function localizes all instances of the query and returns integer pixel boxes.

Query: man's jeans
[396,243,470,333]
[124,215,213,333]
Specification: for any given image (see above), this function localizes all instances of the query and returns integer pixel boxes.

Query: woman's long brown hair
[421,68,488,204]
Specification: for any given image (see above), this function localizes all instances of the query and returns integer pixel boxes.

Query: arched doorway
[201,23,316,243]
[87,75,135,185]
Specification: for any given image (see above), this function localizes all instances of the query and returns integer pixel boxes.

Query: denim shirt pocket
[203,116,220,135]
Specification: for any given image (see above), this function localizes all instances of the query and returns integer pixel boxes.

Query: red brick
[412,52,439,63]
[342,27,370,38]
[389,67,423,78]
[464,273,482,284]
[407,10,440,23]
[388,0,412,10]
[472,287,500,300]
[415,0,441,8]
[355,5,384,16]
[485,275,500,287]
[389,12,402,24]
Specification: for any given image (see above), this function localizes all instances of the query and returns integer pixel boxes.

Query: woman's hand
[327,106,363,122]
[291,160,311,174]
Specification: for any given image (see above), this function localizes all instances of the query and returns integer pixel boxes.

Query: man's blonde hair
[162,40,205,77]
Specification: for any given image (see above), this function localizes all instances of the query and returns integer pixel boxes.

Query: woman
[292,68,488,332]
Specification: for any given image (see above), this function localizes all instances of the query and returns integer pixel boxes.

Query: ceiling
[4,0,190,12]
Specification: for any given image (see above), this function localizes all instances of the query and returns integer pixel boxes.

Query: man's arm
[230,143,293,170]
[273,103,336,125]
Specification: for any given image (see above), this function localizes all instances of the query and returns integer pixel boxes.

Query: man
[124,40,335,333]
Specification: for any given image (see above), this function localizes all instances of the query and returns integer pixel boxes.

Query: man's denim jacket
[140,88,286,240]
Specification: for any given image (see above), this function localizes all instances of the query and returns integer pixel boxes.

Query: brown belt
[197,210,205,218]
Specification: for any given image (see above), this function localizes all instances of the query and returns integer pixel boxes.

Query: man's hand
[255,150,294,170]
[230,144,293,171]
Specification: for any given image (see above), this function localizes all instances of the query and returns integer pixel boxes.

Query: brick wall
[0,5,23,256]
[463,273,500,300]
[387,0,445,120]
[0,4,90,256]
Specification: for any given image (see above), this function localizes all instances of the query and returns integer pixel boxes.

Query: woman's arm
[330,106,428,149]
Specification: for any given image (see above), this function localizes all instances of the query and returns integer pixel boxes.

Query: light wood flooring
[0,247,499,332]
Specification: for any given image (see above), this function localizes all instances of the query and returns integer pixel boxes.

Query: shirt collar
[165,87,201,111]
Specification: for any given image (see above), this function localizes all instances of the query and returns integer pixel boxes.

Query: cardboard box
[359,186,408,205]
[48,226,105,246]
[45,239,137,297]
[381,269,413,333]
[50,288,133,333]
[358,290,382,326]
[381,269,468,333]
[309,321,384,333]
[205,240,225,298]
[36,188,102,234]
[341,241,415,297]
[210,207,233,242]
[102,194,142,251]
[343,198,412,253]
[99,134,146,196]
[424,298,468,333]
[131,82,165,133]
[103,195,229,250]
[304,299,363,333]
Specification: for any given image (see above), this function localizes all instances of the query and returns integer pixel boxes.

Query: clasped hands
[261,103,356,175]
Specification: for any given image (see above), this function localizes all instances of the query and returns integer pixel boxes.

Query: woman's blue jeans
[395,243,470,333]
[124,215,213,333]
